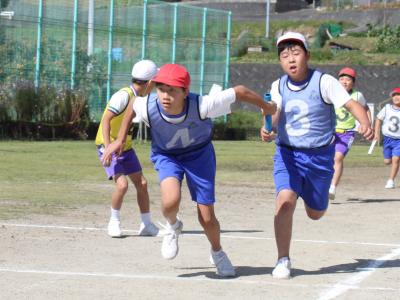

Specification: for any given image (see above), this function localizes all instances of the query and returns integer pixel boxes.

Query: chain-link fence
[320,0,400,10]
[0,0,231,121]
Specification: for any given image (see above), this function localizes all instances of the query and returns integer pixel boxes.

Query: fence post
[199,8,207,95]
[171,3,178,63]
[141,0,148,59]
[223,11,232,123]
[106,0,115,102]
[71,0,79,90]
[34,0,44,91]
[88,0,94,56]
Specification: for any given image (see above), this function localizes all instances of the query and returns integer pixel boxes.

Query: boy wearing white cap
[95,60,159,238]
[260,32,373,279]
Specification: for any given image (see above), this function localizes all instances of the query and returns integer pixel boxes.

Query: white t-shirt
[377,103,400,139]
[270,73,351,110]
[352,90,367,107]
[107,87,137,115]
[133,88,236,126]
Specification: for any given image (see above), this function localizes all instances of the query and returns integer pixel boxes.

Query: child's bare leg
[389,156,400,180]
[332,152,345,187]
[197,204,221,251]
[112,174,128,210]
[128,171,150,213]
[160,177,181,224]
[274,190,297,259]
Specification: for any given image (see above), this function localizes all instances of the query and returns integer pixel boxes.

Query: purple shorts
[97,147,142,180]
[334,131,355,156]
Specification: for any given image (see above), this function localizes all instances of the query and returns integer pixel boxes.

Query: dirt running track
[0,167,399,300]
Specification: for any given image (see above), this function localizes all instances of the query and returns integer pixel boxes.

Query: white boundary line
[1,222,400,248]
[317,247,400,300]
[0,267,398,292]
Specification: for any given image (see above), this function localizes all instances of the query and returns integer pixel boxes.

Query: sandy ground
[0,167,399,300]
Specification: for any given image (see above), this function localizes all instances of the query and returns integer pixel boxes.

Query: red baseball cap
[152,63,191,89]
[338,67,357,79]
[390,87,400,97]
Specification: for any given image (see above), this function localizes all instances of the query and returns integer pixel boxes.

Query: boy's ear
[184,88,189,97]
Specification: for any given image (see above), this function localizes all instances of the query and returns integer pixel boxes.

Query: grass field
[0,140,384,219]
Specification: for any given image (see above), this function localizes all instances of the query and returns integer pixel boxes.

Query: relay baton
[368,139,377,155]
[264,93,273,131]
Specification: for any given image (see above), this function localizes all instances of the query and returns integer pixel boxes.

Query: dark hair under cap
[277,40,308,57]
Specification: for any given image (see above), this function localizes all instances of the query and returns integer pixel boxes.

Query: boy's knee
[198,214,217,228]
[116,181,128,194]
[133,176,148,190]
[306,209,325,220]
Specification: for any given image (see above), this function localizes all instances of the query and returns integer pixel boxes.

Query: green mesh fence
[0,0,231,121]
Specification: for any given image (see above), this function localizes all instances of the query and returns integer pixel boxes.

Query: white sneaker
[329,186,336,200]
[211,250,236,277]
[272,257,291,279]
[138,222,159,236]
[385,179,395,189]
[161,220,183,260]
[107,219,122,237]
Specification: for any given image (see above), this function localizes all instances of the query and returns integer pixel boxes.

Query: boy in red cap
[329,67,372,200]
[103,63,276,277]
[374,87,400,189]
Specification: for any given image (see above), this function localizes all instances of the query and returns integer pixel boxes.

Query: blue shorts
[97,147,142,180]
[150,143,216,205]
[383,136,400,159]
[273,143,335,211]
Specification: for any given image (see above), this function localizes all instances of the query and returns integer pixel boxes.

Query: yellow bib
[335,90,359,131]
[95,87,135,151]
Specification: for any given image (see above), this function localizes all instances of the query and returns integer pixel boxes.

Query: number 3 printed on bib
[285,99,310,137]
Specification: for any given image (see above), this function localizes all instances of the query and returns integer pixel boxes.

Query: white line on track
[1,222,399,248]
[317,247,400,300]
[0,267,398,292]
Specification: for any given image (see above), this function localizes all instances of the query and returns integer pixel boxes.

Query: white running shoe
[161,220,183,260]
[272,257,291,279]
[138,222,159,236]
[211,250,236,277]
[329,186,336,200]
[385,179,395,189]
[107,219,122,238]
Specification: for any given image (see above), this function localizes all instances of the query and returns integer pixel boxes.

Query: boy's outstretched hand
[260,127,276,143]
[358,124,374,141]
[102,140,124,166]
[262,101,277,116]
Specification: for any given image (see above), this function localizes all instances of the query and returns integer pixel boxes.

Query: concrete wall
[230,63,399,111]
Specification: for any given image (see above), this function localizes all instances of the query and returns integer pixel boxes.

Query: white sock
[110,207,120,220]
[211,248,223,256]
[140,212,151,225]
[168,219,180,230]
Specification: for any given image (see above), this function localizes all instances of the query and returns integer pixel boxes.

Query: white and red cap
[277,31,309,51]
[152,63,191,89]
[390,87,400,97]
[338,67,357,79]
[131,59,158,81]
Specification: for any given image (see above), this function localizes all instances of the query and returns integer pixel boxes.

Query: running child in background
[260,32,373,279]
[329,67,372,200]
[95,60,159,238]
[373,87,400,189]
[103,63,276,277]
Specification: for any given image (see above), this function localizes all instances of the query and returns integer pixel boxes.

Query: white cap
[131,59,158,81]
[276,32,309,51]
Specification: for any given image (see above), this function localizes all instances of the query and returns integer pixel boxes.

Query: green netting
[0,0,231,121]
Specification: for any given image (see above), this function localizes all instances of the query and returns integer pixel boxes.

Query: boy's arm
[101,111,114,148]
[344,100,374,140]
[102,99,137,166]
[373,118,382,141]
[233,85,277,115]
